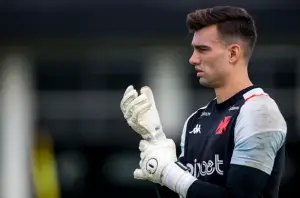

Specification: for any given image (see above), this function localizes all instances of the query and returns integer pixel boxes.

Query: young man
[120,6,287,198]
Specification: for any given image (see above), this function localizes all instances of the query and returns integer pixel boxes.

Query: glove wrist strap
[161,161,197,198]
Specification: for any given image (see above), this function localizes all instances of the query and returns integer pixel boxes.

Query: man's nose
[189,52,200,65]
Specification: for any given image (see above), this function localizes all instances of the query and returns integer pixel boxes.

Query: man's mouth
[195,67,204,77]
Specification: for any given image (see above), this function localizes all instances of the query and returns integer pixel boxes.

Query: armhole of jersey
[179,104,209,159]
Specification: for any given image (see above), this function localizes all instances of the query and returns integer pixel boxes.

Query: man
[120,6,287,198]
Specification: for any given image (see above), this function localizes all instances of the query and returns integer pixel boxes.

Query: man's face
[189,25,233,88]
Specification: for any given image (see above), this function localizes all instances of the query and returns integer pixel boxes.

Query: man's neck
[215,79,253,104]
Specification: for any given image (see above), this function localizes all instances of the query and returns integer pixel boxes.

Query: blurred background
[0,0,299,198]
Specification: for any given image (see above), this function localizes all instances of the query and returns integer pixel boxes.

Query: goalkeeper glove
[121,85,196,196]
[120,85,166,142]
[134,139,197,198]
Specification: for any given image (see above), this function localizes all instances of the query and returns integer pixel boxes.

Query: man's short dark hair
[186,6,257,59]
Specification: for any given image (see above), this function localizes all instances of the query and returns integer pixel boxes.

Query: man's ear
[228,44,241,64]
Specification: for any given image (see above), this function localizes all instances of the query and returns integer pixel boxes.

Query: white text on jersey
[229,106,240,111]
[186,154,223,177]
[201,112,211,117]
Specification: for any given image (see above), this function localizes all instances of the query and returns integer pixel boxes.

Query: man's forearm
[163,164,269,198]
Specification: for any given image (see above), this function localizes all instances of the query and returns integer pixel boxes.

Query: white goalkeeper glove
[121,85,196,197]
[120,85,166,142]
[134,139,197,198]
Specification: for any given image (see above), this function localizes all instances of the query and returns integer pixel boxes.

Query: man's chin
[199,78,209,86]
[199,78,214,88]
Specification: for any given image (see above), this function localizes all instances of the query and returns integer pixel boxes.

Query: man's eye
[192,46,210,53]
[197,47,209,52]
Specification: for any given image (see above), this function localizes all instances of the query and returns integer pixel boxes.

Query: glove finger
[140,86,155,106]
[125,94,148,119]
[121,85,135,105]
[139,140,150,152]
[124,85,134,95]
[120,89,138,114]
[133,169,146,180]
[130,102,151,124]
[121,91,138,113]
[140,151,147,160]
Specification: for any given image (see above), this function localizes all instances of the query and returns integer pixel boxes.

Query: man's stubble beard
[199,77,215,88]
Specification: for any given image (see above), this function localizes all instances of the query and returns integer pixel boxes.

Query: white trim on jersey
[242,88,265,99]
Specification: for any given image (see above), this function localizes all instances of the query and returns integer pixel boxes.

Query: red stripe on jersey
[245,93,268,102]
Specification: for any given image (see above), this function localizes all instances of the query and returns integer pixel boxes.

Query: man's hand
[134,139,177,183]
[120,85,166,141]
[121,85,196,197]
[134,139,197,197]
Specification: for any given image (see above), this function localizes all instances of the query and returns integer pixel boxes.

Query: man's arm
[187,164,268,198]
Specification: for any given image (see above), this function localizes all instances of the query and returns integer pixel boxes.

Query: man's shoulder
[235,89,287,142]
[240,90,284,121]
